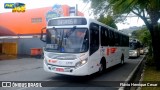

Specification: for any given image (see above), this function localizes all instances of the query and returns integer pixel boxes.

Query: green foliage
[145,54,155,66]
[132,27,151,46]
[98,15,118,29]
[109,0,137,15]
[84,0,160,24]
[141,65,160,90]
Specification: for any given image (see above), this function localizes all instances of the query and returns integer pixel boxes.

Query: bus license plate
[56,68,64,72]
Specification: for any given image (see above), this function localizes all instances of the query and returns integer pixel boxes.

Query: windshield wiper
[59,26,77,52]
[65,26,76,38]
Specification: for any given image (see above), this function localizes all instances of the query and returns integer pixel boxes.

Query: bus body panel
[87,48,101,74]
[100,46,129,68]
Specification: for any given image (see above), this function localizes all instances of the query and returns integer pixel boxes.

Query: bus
[140,44,144,55]
[129,39,141,58]
[40,16,129,76]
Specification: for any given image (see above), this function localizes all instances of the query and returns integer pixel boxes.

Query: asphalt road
[0,55,145,90]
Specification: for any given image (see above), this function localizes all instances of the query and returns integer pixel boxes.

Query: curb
[136,63,146,90]
[118,55,146,90]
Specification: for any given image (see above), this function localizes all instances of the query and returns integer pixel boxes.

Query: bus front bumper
[43,60,89,76]
[129,52,138,57]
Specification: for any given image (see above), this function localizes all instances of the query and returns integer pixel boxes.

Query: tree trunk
[149,24,160,70]
[132,7,160,70]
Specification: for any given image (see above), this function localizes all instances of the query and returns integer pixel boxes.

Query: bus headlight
[134,51,137,54]
[44,58,48,65]
[75,58,88,68]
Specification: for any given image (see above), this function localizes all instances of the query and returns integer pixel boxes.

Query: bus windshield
[45,28,89,53]
[129,42,140,50]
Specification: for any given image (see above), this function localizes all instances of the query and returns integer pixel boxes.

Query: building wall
[17,38,45,55]
[0,37,45,55]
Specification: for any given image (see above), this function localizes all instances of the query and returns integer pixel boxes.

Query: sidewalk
[0,58,43,75]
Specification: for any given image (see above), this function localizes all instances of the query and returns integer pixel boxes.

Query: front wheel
[98,61,106,74]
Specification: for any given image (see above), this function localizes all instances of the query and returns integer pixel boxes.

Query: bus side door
[89,23,101,73]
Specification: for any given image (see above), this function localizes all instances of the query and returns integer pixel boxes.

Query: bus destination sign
[48,18,87,26]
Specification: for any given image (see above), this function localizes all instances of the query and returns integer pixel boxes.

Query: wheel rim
[99,63,103,72]
[121,55,124,64]
[121,60,124,64]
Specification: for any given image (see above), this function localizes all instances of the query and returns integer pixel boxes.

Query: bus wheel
[121,54,124,65]
[98,60,106,74]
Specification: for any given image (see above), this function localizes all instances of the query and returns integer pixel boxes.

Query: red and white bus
[41,16,129,76]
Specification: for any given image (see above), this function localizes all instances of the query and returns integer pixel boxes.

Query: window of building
[31,18,42,23]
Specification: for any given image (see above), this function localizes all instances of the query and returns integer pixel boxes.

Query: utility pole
[75,4,78,16]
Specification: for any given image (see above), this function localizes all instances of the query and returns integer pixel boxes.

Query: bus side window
[125,36,129,46]
[100,27,105,46]
[108,29,111,46]
[105,28,109,46]
[90,23,99,55]
[119,35,122,46]
[114,32,119,46]
[127,36,129,46]
[117,33,120,46]
[101,27,109,46]
[108,30,115,46]
[122,36,125,46]
[112,31,115,46]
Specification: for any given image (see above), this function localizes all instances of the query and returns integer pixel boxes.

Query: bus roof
[48,16,129,37]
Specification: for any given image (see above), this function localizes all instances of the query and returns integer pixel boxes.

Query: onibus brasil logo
[4,2,25,12]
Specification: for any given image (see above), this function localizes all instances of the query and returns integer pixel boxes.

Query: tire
[121,54,124,65]
[98,60,106,74]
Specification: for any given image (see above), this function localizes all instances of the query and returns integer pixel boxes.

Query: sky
[0,0,145,30]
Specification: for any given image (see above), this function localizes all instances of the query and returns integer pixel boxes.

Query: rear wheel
[121,54,124,65]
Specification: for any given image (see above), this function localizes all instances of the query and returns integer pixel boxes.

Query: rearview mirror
[40,27,46,42]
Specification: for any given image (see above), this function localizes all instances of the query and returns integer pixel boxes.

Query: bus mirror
[40,27,46,42]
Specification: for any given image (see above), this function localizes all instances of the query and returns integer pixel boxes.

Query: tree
[132,27,151,47]
[98,15,118,29]
[84,0,160,70]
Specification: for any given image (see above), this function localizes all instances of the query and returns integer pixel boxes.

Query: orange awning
[0,26,16,36]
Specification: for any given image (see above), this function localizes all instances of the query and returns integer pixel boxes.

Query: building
[0,5,84,57]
